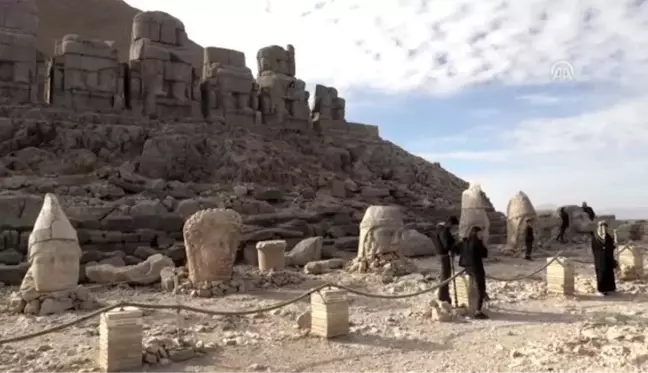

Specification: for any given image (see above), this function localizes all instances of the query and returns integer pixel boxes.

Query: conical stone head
[28,193,78,250]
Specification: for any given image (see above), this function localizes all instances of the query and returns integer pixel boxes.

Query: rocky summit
[0,0,506,284]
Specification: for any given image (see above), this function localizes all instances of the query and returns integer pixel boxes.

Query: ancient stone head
[359,205,404,257]
[559,205,594,234]
[132,11,188,47]
[256,45,292,75]
[0,0,38,35]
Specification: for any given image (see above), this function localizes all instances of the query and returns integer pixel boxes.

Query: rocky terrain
[2,244,648,372]
[0,102,508,285]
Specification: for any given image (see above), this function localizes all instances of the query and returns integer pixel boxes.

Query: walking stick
[450,252,458,308]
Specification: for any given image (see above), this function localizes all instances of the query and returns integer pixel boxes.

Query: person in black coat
[434,216,460,303]
[591,221,617,295]
[524,218,535,261]
[459,226,489,319]
[582,202,596,221]
[556,207,569,243]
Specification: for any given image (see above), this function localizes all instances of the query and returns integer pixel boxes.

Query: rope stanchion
[485,250,566,282]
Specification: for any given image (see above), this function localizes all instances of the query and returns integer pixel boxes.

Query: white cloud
[123,0,648,96]
[516,94,562,105]
[429,94,648,213]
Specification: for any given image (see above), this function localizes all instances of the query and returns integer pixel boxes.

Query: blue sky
[126,0,648,217]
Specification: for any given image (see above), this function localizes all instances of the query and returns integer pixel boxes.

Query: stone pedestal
[546,257,574,295]
[310,289,349,338]
[256,240,286,272]
[618,245,644,280]
[99,306,143,372]
[450,274,477,313]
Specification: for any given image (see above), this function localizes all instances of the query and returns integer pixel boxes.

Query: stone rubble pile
[142,337,213,367]
[6,284,98,315]
[160,265,305,297]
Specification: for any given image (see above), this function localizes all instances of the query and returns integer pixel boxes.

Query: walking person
[591,221,617,296]
[556,207,569,243]
[582,201,596,221]
[524,218,535,261]
[434,216,460,303]
[459,226,489,319]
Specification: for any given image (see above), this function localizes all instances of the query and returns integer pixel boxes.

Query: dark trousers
[525,241,533,257]
[467,267,486,311]
[438,254,452,303]
[557,226,567,242]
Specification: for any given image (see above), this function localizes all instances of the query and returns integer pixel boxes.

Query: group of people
[433,201,618,320]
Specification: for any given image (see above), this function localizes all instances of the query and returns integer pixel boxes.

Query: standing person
[524,218,535,261]
[591,221,617,296]
[582,202,596,221]
[556,207,569,243]
[458,226,489,319]
[434,216,460,303]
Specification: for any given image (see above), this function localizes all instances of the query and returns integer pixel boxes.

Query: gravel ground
[2,244,648,373]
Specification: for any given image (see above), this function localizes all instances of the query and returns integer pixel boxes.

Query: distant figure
[582,202,596,221]
[591,221,617,296]
[556,207,569,243]
[524,218,534,261]
[434,216,460,304]
[459,226,489,319]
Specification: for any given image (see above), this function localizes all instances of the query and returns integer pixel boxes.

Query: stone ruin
[506,191,537,252]
[0,1,380,137]
[7,193,98,315]
[458,183,491,243]
[161,208,304,298]
[347,205,417,277]
[535,205,599,243]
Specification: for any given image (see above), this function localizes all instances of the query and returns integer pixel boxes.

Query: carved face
[366,226,402,255]
[30,247,80,292]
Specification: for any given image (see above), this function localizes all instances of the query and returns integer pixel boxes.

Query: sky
[125,0,648,218]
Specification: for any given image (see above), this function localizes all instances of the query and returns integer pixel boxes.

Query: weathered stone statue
[201,47,259,125]
[23,193,81,292]
[459,183,491,243]
[348,205,416,276]
[256,44,310,128]
[128,11,200,118]
[46,34,125,110]
[183,208,242,284]
[312,84,347,133]
[535,205,597,243]
[8,193,96,315]
[506,191,537,251]
[0,0,41,103]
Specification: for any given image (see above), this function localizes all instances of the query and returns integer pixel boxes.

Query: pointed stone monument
[8,193,96,315]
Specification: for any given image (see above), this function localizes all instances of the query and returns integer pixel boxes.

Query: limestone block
[618,244,644,281]
[546,257,574,295]
[450,274,477,313]
[85,254,174,285]
[99,306,143,372]
[183,208,242,284]
[25,193,81,293]
[310,289,349,338]
[257,239,286,271]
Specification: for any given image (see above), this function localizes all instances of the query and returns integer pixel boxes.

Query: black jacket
[524,226,534,243]
[435,224,459,256]
[459,236,488,269]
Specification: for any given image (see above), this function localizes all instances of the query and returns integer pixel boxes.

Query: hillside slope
[35,0,204,67]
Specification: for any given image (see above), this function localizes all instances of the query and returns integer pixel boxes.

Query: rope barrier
[0,246,599,345]
[0,269,467,345]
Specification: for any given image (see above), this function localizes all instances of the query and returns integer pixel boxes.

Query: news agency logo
[551,60,575,82]
[551,60,575,81]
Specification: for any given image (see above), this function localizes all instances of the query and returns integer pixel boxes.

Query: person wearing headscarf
[458,226,489,319]
[582,202,596,221]
[556,207,569,243]
[591,221,617,295]
[434,216,460,303]
[523,218,535,261]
